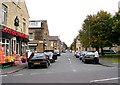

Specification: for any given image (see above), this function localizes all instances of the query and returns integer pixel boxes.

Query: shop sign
[28,43,38,46]
[1,26,28,39]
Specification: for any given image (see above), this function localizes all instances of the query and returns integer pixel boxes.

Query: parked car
[74,51,80,58]
[79,51,87,60]
[54,50,61,56]
[44,52,55,63]
[82,52,99,63]
[27,52,50,69]
[44,50,57,60]
[103,50,116,54]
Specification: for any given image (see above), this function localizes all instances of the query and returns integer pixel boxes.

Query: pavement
[0,59,119,75]
[0,63,28,75]
[99,58,119,67]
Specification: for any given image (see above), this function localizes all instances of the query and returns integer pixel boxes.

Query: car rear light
[42,58,47,60]
[85,56,88,58]
[27,58,31,62]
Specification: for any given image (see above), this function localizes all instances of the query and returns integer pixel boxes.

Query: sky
[25,0,119,46]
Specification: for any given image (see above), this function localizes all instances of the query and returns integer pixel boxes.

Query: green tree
[112,12,120,45]
[78,10,113,54]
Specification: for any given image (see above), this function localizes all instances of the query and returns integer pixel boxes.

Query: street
[2,52,119,83]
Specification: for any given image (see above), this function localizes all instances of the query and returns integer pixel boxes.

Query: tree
[111,12,120,45]
[78,10,113,54]
[70,38,76,51]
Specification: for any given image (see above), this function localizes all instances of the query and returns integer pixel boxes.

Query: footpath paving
[0,63,27,75]
[99,58,119,67]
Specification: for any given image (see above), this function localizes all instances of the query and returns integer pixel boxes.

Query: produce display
[0,45,26,68]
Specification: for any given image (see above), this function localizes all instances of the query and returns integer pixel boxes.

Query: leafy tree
[112,12,120,45]
[78,10,113,54]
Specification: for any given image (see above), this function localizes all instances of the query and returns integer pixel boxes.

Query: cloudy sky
[25,0,119,46]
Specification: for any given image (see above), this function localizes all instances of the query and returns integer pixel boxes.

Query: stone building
[49,36,61,51]
[0,0,29,56]
[28,20,50,52]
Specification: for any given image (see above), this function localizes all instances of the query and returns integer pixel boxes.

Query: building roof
[49,36,59,41]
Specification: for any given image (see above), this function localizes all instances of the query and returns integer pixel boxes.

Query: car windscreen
[81,51,87,54]
[86,52,95,56]
[32,53,46,59]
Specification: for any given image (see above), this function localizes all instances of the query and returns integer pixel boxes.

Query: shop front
[0,25,29,68]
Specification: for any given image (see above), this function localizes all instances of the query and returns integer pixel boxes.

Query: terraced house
[28,20,50,52]
[0,0,29,56]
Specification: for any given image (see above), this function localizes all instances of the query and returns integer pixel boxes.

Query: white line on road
[13,74,23,76]
[68,58,72,64]
[0,75,8,77]
[72,69,77,72]
[30,73,38,75]
[90,77,120,83]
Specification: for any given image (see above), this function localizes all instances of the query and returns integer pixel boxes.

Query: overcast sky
[25,0,119,46]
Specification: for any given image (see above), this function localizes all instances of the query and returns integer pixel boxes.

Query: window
[2,39,10,56]
[2,4,7,24]
[29,33,34,41]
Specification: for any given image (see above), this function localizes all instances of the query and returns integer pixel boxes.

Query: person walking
[94,50,99,63]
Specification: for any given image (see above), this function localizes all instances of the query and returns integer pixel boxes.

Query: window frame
[2,4,7,25]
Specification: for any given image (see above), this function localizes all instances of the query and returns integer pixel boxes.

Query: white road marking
[0,75,7,77]
[72,69,77,72]
[68,58,72,64]
[30,73,38,75]
[90,77,120,83]
[13,74,23,76]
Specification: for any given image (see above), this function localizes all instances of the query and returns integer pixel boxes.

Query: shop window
[2,39,10,56]
[2,4,7,25]
[2,39,5,43]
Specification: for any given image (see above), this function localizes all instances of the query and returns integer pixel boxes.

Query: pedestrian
[94,50,99,64]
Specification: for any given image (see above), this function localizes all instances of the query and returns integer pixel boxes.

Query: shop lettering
[1,26,28,39]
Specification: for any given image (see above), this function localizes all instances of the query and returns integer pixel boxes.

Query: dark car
[82,52,99,63]
[44,50,57,60]
[74,51,80,58]
[54,50,61,56]
[44,52,55,63]
[27,52,50,69]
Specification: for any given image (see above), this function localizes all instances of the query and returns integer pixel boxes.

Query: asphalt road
[2,52,119,83]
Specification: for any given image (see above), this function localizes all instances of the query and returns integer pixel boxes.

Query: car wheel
[28,65,32,69]
[45,62,49,68]
[83,59,86,63]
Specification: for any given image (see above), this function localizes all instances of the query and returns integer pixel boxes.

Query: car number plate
[34,62,40,65]
[90,56,94,58]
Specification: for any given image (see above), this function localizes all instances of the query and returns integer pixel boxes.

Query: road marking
[13,74,23,76]
[30,73,38,75]
[0,75,7,77]
[72,69,77,72]
[90,77,120,83]
[68,58,72,64]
